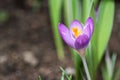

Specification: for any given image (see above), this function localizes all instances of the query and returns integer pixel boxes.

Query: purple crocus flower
[58,17,94,50]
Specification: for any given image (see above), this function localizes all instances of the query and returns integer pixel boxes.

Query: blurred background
[0,0,120,80]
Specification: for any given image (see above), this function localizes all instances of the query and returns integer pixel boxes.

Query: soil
[0,0,119,80]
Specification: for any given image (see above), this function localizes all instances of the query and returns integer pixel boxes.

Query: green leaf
[64,0,81,25]
[82,0,93,23]
[72,0,81,21]
[93,0,98,7]
[111,53,117,77]
[49,0,64,60]
[105,51,112,79]
[86,3,98,79]
[97,0,115,64]
[38,76,42,80]
[64,0,73,26]
[60,67,66,80]
[114,67,120,80]
[0,11,9,22]
[60,67,72,80]
[73,51,83,80]
[102,65,109,80]
[101,52,117,80]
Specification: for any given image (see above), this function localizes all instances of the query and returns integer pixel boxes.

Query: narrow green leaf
[64,0,81,26]
[105,51,112,78]
[102,65,109,80]
[111,53,117,77]
[49,0,64,59]
[72,0,81,21]
[60,67,65,80]
[82,0,93,23]
[93,0,98,7]
[60,67,72,80]
[61,72,65,80]
[114,67,120,80]
[86,3,98,79]
[64,0,73,26]
[38,76,42,80]
[97,0,115,64]
[73,52,83,80]
[101,52,117,80]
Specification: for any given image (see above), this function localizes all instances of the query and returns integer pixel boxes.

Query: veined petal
[83,17,94,38]
[70,20,83,33]
[58,23,75,48]
[74,34,89,50]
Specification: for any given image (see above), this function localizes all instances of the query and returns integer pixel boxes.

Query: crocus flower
[58,17,94,50]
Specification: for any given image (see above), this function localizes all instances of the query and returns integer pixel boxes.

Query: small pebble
[65,67,75,75]
[23,51,38,66]
[0,55,7,64]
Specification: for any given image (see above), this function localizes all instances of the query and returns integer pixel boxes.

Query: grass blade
[49,0,64,60]
[82,0,93,23]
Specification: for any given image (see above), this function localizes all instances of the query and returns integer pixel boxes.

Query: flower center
[72,27,82,38]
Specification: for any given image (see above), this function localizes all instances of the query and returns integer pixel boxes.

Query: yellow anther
[72,27,82,38]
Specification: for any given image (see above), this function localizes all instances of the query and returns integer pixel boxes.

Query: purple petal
[70,20,83,33]
[83,17,94,38]
[74,34,90,50]
[58,23,75,49]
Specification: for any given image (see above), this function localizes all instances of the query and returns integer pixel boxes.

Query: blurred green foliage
[49,0,118,80]
[101,51,120,80]
[32,0,43,12]
[0,11,9,23]
[49,0,64,60]
[60,67,72,80]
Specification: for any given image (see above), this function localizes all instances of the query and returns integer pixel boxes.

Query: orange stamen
[72,27,82,38]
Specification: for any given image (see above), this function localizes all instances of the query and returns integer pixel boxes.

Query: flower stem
[81,56,91,80]
[71,49,82,80]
